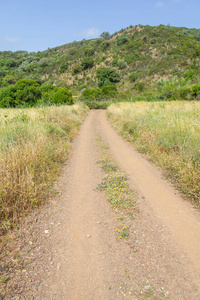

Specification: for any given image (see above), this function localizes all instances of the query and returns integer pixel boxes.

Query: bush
[52,87,73,105]
[179,86,191,99]
[81,88,101,100]
[0,79,42,107]
[135,82,145,92]
[117,35,129,46]
[112,55,119,67]
[97,67,120,87]
[101,41,110,51]
[13,79,41,106]
[72,63,82,75]
[1,75,17,86]
[40,84,56,93]
[81,57,94,70]
[60,62,68,73]
[129,72,137,82]
[84,46,95,56]
[117,58,127,69]
[184,71,198,81]
[0,86,15,108]
[83,100,111,109]
[191,83,200,98]
[101,85,117,98]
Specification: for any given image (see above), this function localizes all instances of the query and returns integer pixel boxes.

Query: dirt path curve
[97,110,200,273]
[9,110,200,299]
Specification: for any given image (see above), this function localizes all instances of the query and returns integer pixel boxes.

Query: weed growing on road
[96,136,138,241]
[107,101,200,207]
[0,276,7,284]
[96,136,138,211]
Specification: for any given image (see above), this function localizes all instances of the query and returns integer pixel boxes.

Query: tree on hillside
[96,67,120,87]
[100,32,110,38]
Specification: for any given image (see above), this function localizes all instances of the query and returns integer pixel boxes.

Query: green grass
[0,104,89,232]
[96,136,138,212]
[107,101,200,206]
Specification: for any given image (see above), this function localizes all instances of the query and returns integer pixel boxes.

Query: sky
[0,0,200,52]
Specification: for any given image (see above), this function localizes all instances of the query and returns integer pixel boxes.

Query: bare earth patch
[1,110,200,299]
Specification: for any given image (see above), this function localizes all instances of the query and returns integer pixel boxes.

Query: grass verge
[107,101,200,207]
[0,104,89,233]
[96,136,138,239]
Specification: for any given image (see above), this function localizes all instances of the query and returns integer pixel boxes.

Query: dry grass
[0,104,89,232]
[107,101,200,206]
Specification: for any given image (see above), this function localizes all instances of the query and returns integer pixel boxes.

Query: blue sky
[0,0,199,52]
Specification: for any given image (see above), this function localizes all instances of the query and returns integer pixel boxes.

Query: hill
[1,24,200,107]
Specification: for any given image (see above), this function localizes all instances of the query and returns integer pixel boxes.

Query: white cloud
[155,1,164,7]
[80,27,100,38]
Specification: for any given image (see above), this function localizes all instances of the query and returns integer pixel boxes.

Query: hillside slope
[1,24,200,102]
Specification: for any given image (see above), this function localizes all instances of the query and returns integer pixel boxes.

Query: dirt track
[5,110,200,299]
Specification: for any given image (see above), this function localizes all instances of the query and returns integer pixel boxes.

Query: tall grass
[107,101,200,206]
[0,104,88,232]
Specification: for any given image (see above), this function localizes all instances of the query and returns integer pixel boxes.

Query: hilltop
[1,24,200,107]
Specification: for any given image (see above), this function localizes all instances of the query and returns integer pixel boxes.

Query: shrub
[72,63,82,75]
[60,62,68,73]
[129,72,137,82]
[117,35,129,46]
[0,86,15,108]
[101,41,110,51]
[40,84,56,93]
[184,71,198,81]
[101,85,117,98]
[52,87,73,105]
[191,83,200,98]
[81,87,101,100]
[81,57,94,70]
[83,100,111,109]
[135,82,145,92]
[84,46,95,56]
[179,86,191,99]
[97,67,120,87]
[12,79,41,106]
[1,75,17,86]
[112,55,119,67]
[117,58,127,69]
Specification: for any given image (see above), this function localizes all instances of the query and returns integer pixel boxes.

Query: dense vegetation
[1,24,200,107]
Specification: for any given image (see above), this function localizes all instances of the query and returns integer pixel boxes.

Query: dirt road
[6,110,200,299]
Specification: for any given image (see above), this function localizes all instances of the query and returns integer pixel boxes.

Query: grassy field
[107,101,200,206]
[0,104,88,232]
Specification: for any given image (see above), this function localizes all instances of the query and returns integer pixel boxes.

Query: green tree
[117,35,129,46]
[72,63,82,75]
[52,87,73,105]
[13,79,41,106]
[100,32,110,38]
[81,57,94,70]
[60,62,68,73]
[96,67,120,87]
[0,86,15,108]
[81,87,101,100]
